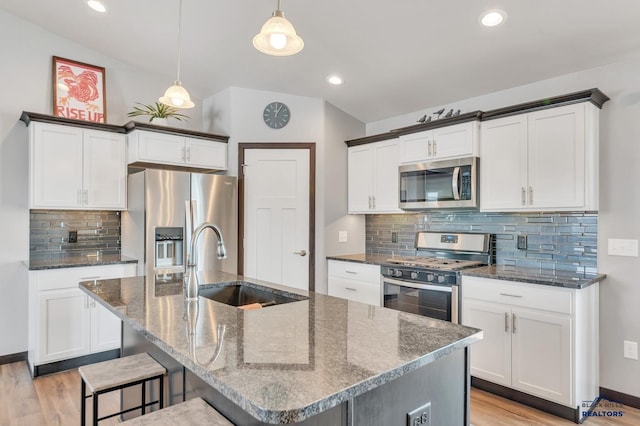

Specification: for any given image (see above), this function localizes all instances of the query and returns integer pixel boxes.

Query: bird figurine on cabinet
[444,109,454,118]
[434,108,445,119]
[416,114,427,123]
[453,109,461,117]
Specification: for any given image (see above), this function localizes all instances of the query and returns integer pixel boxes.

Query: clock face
[263,102,290,129]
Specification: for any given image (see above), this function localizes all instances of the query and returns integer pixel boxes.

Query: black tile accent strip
[0,351,27,365]
[33,349,119,377]
[599,387,640,410]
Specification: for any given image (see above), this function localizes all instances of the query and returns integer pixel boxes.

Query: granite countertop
[26,254,138,270]
[327,253,605,289]
[79,271,482,424]
[460,265,606,289]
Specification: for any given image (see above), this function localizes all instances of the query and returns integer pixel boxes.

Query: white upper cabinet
[348,139,401,214]
[399,121,479,164]
[29,121,126,210]
[481,102,598,212]
[128,129,227,171]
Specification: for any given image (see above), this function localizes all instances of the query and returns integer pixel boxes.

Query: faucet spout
[185,222,227,301]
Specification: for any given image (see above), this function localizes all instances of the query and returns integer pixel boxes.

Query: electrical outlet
[392,231,398,243]
[517,234,527,250]
[608,239,639,257]
[68,230,78,243]
[407,402,431,426]
[338,231,348,243]
[624,340,638,360]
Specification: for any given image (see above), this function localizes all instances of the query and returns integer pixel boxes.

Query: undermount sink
[199,282,307,308]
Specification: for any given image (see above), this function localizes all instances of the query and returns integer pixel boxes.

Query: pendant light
[159,0,194,109]
[253,0,304,56]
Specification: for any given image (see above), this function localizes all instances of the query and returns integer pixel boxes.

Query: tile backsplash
[366,211,598,273]
[30,210,121,260]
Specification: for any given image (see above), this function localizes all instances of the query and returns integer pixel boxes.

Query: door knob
[293,250,307,257]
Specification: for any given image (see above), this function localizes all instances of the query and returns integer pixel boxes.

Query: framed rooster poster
[52,56,106,123]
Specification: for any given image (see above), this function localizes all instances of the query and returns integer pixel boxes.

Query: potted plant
[126,101,190,125]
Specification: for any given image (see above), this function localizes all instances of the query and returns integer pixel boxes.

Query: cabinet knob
[293,250,307,257]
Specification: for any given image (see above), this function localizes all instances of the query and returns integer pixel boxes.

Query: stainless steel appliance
[121,169,237,276]
[399,157,479,210]
[382,231,492,323]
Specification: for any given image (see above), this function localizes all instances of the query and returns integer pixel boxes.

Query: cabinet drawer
[35,264,136,291]
[328,260,381,283]
[328,277,381,306]
[462,276,572,314]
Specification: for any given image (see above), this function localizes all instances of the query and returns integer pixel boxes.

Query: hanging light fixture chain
[176,0,183,82]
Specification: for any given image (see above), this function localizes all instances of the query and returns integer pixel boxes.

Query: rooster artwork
[53,56,106,123]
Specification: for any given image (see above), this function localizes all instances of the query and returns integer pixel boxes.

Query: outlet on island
[68,230,78,243]
[407,401,431,426]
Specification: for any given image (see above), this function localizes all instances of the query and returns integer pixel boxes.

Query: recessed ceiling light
[326,75,344,85]
[480,9,506,27]
[87,0,106,13]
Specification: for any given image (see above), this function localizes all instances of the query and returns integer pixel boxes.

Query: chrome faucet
[185,222,227,301]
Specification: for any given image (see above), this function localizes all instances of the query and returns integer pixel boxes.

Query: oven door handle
[383,277,453,293]
[452,166,461,200]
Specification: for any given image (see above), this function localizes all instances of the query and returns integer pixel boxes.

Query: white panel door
[244,149,310,290]
[480,115,528,211]
[372,140,401,213]
[89,300,121,353]
[38,289,90,363]
[399,131,430,163]
[137,131,185,165]
[186,139,227,169]
[347,145,373,213]
[462,299,512,387]
[432,122,475,160]
[511,307,573,405]
[83,130,127,209]
[527,103,585,209]
[30,122,84,208]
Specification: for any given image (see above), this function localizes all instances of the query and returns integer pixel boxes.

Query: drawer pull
[499,293,523,298]
[504,312,509,333]
[512,313,517,334]
[345,271,358,275]
[345,287,357,291]
[80,276,101,280]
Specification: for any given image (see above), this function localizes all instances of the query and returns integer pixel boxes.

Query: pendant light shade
[159,0,194,109]
[253,0,304,56]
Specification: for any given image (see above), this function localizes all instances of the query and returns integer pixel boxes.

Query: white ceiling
[2,0,640,123]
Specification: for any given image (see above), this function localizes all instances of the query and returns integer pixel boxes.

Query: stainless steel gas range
[381,231,493,323]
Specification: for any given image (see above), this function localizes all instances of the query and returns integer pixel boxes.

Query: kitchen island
[80,270,482,425]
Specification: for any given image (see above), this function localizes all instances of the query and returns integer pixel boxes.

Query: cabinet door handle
[521,187,526,206]
[529,186,533,205]
[345,271,358,275]
[181,147,186,161]
[77,189,82,205]
[345,287,357,291]
[505,312,509,333]
[499,293,523,298]
[428,140,432,157]
[372,196,376,209]
[368,196,372,209]
[512,313,517,334]
[433,140,437,156]
[186,147,191,162]
[83,190,88,205]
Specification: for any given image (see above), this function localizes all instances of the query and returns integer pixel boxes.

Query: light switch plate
[624,340,638,360]
[338,231,348,243]
[608,239,639,257]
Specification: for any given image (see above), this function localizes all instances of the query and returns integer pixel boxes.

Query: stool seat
[120,397,233,426]
[79,353,166,393]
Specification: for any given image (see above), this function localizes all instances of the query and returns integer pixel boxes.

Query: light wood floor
[1,361,639,425]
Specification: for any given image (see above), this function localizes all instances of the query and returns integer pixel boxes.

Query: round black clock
[263,102,290,129]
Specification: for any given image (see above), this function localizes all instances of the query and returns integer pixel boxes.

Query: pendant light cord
[176,0,183,82]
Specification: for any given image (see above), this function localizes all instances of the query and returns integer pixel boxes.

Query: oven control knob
[387,268,395,276]
[427,274,434,282]
[437,275,446,283]
[395,269,403,277]
[410,271,418,280]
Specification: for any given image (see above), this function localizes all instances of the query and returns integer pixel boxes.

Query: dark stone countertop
[26,254,138,270]
[79,270,482,424]
[326,253,605,289]
[460,265,605,289]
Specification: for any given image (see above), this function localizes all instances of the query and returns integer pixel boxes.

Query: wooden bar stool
[119,397,234,425]
[79,353,166,426]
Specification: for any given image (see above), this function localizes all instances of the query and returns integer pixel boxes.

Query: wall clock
[263,102,290,129]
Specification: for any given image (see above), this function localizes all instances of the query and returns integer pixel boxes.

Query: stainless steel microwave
[399,157,479,210]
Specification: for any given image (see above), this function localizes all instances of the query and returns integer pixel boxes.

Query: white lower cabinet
[28,263,136,373]
[461,276,598,410]
[327,260,381,306]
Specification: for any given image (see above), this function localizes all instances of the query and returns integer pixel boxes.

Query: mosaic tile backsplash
[30,210,121,260]
[366,211,598,273]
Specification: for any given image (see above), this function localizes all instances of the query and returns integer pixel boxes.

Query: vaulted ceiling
[2,0,640,122]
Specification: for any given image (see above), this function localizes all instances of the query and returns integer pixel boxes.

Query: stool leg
[81,379,86,426]
[159,375,164,409]
[141,381,146,415]
[92,391,98,426]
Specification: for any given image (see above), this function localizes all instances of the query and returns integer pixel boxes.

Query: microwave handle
[452,166,461,200]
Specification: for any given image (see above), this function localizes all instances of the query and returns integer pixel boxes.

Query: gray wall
[366,212,597,273]
[367,56,640,398]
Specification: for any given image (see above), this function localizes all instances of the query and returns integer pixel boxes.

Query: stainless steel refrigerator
[121,169,237,276]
